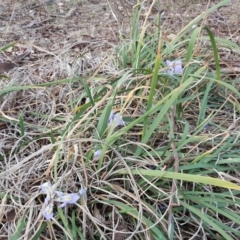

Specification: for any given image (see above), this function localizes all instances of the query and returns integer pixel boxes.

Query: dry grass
[1,0,240,239]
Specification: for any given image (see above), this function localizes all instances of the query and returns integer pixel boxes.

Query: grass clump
[1,0,240,239]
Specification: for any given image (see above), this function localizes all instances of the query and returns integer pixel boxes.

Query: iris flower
[93,111,125,160]
[108,111,125,128]
[55,187,87,208]
[40,182,87,220]
[93,149,102,159]
[55,192,81,208]
[40,182,55,220]
[42,203,54,220]
[166,60,183,75]
[40,181,54,197]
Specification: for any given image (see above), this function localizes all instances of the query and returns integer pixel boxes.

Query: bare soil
[0,0,239,76]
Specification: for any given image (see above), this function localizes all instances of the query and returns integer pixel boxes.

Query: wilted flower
[79,187,87,196]
[166,60,183,75]
[108,111,125,128]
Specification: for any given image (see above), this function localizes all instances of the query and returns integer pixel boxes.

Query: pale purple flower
[55,187,87,208]
[55,193,80,208]
[166,60,183,75]
[93,149,102,159]
[174,60,183,74]
[42,203,54,220]
[108,111,115,124]
[40,181,53,196]
[40,182,87,218]
[40,182,55,220]
[40,182,53,207]
[108,111,125,127]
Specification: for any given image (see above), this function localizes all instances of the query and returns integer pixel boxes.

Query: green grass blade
[31,223,47,240]
[200,200,240,227]
[204,27,221,80]
[71,211,77,240]
[50,129,57,151]
[78,77,95,108]
[104,200,167,240]
[9,217,27,240]
[117,169,240,190]
[0,42,16,52]
[18,114,25,137]
[58,208,73,239]
[70,211,86,240]
[96,103,113,139]
[197,80,214,126]
[143,39,162,138]
[180,200,234,240]
[185,27,201,65]
[136,66,206,155]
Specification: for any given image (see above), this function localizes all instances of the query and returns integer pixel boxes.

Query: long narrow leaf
[117,169,240,190]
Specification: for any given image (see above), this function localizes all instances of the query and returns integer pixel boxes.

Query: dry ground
[0,0,240,76]
[1,0,240,239]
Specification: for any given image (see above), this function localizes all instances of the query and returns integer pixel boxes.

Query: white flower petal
[42,203,54,220]
[55,191,64,197]
[55,193,80,207]
[44,195,50,205]
[40,182,52,195]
